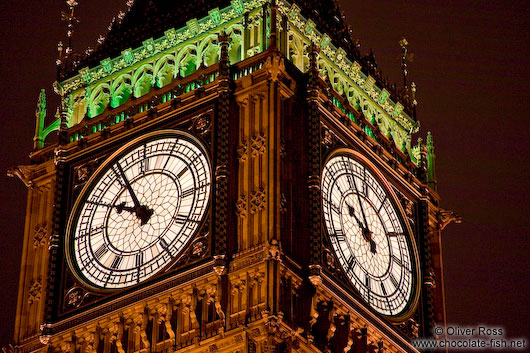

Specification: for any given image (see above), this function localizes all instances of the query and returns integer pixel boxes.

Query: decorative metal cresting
[399,37,417,119]
[59,0,80,63]
[34,0,432,178]
[399,37,412,90]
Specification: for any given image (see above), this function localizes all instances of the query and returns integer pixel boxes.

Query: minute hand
[348,203,377,254]
[115,163,141,208]
[347,204,366,230]
[350,175,370,229]
[115,163,153,225]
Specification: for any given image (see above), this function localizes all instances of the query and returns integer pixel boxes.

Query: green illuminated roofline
[36,0,426,172]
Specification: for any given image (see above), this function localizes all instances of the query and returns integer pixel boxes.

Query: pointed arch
[226,24,244,64]
[87,83,111,118]
[176,44,198,77]
[198,35,220,67]
[132,64,154,98]
[110,74,132,108]
[153,54,176,88]
[288,31,309,72]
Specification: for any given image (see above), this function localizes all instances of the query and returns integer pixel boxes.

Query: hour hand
[115,163,153,225]
[347,204,366,229]
[347,203,376,254]
[114,202,136,214]
[369,239,377,254]
[87,200,136,215]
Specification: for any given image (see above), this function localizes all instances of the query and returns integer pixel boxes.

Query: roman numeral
[162,142,178,169]
[94,244,108,260]
[386,299,393,315]
[366,276,371,302]
[363,168,368,195]
[110,256,122,270]
[346,174,355,189]
[380,282,387,296]
[181,188,195,198]
[346,256,356,272]
[136,252,144,267]
[393,255,411,271]
[142,145,150,173]
[389,273,399,288]
[333,228,344,240]
[77,226,105,239]
[177,167,188,179]
[377,197,387,213]
[324,198,341,215]
[392,254,403,267]
[111,166,124,187]
[173,214,188,224]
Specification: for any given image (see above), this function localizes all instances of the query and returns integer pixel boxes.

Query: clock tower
[9,0,459,352]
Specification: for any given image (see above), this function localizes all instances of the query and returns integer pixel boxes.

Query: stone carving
[75,166,90,184]
[326,306,337,342]
[237,141,248,162]
[65,287,86,308]
[33,223,48,249]
[213,254,227,276]
[231,279,246,295]
[181,294,200,330]
[7,165,37,188]
[436,208,462,231]
[399,196,415,227]
[81,332,96,353]
[193,113,212,135]
[249,188,265,214]
[321,127,334,148]
[191,236,208,258]
[267,240,280,260]
[28,278,42,305]
[280,193,287,214]
[250,134,266,157]
[206,285,225,321]
[324,248,336,271]
[229,251,264,272]
[73,159,100,190]
[399,318,420,339]
[235,195,248,219]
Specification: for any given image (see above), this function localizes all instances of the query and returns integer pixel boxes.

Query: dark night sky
[1,0,529,348]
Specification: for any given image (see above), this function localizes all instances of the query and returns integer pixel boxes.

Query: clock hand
[86,200,136,214]
[349,175,371,233]
[347,202,376,254]
[115,163,141,208]
[115,163,153,225]
[369,239,377,254]
[347,204,366,230]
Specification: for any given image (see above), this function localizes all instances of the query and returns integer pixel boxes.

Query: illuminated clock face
[322,153,416,316]
[66,131,211,289]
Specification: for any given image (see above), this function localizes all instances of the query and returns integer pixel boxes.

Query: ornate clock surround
[320,147,422,323]
[53,105,221,317]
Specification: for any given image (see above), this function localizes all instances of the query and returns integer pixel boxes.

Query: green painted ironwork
[426,131,436,185]
[34,0,432,173]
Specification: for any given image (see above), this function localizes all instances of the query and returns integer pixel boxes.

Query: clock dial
[66,131,211,289]
[322,153,416,316]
